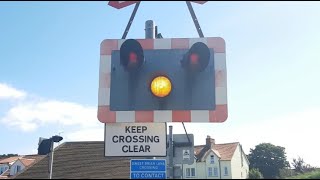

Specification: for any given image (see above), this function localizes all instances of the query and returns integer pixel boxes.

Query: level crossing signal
[98,37,228,123]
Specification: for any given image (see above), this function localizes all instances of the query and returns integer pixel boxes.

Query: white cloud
[0,82,105,155]
[0,82,99,132]
[64,126,104,142]
[0,83,26,100]
[1,100,98,132]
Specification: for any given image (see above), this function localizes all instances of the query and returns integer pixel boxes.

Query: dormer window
[16,165,21,173]
[210,155,214,164]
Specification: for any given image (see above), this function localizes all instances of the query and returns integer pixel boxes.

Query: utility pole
[169,125,174,179]
[48,141,54,179]
[145,20,158,161]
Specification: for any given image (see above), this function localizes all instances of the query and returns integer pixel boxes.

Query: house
[0,155,44,179]
[182,136,250,179]
[15,137,249,179]
[14,141,149,179]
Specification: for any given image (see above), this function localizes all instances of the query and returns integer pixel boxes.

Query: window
[213,167,218,176]
[241,154,244,167]
[16,165,21,173]
[1,166,9,174]
[191,168,195,177]
[210,155,214,164]
[208,167,213,177]
[186,168,196,177]
[224,167,228,176]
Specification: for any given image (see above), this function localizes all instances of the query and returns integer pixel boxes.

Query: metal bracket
[121,1,204,39]
[182,122,191,144]
[186,1,204,38]
[122,2,141,39]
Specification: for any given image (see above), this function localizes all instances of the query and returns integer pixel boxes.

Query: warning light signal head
[150,76,172,98]
[120,39,144,72]
[181,42,210,72]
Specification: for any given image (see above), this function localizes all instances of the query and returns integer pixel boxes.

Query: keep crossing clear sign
[130,159,166,179]
[104,123,167,156]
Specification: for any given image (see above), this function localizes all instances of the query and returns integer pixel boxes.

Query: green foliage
[279,168,296,179]
[249,168,264,179]
[248,143,289,179]
[0,154,18,158]
[292,156,316,174]
[292,157,305,173]
[289,170,320,179]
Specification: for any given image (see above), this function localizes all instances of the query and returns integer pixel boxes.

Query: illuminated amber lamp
[150,76,172,98]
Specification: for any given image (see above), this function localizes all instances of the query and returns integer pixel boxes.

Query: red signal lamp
[190,53,199,65]
[181,42,210,72]
[120,39,144,72]
[129,52,137,63]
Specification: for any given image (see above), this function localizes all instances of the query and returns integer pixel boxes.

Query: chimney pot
[206,135,215,148]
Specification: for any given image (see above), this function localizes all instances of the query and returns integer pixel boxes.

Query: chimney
[206,135,215,149]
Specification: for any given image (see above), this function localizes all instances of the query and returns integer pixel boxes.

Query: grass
[288,170,320,179]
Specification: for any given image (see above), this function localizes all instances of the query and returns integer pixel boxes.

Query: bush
[279,168,296,178]
[290,170,320,179]
[249,168,264,179]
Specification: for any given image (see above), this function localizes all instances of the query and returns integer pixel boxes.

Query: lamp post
[49,135,63,179]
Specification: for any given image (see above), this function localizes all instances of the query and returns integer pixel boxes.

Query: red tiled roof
[22,155,46,164]
[19,159,35,167]
[214,142,239,160]
[0,157,21,164]
[0,155,45,179]
[0,156,42,167]
[194,142,239,161]
[194,145,205,156]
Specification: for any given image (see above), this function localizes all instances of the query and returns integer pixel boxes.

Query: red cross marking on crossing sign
[107,1,207,9]
[108,1,140,9]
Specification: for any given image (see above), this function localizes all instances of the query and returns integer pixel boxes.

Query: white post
[49,141,54,179]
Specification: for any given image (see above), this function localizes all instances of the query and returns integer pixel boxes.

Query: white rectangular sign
[105,123,167,157]
[183,150,190,160]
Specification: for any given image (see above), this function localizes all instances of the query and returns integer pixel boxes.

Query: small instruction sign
[130,159,166,179]
[183,149,190,160]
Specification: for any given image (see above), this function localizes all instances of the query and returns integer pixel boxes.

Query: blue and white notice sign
[130,159,166,179]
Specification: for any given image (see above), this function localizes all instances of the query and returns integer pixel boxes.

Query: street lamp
[38,135,63,179]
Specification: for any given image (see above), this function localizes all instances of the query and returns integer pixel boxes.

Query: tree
[249,168,264,179]
[292,157,305,173]
[292,156,315,173]
[0,154,18,158]
[248,143,289,179]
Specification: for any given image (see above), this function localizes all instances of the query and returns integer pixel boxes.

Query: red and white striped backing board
[98,37,227,123]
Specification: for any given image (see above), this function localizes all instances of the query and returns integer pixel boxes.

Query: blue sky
[1,1,320,167]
